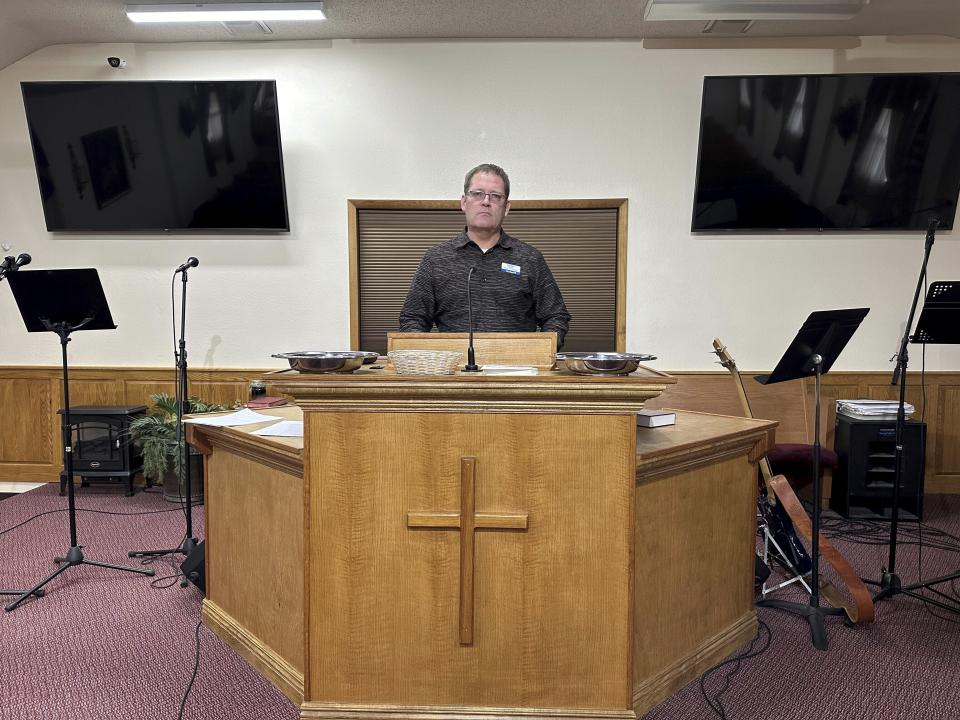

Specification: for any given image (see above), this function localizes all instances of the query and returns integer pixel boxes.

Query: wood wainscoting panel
[188,381,252,409]
[936,385,960,478]
[308,411,636,711]
[61,378,124,408]
[2,367,959,492]
[646,375,810,445]
[122,380,177,406]
[0,378,53,464]
[0,366,267,483]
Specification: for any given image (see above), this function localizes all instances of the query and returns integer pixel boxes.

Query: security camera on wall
[107,56,127,69]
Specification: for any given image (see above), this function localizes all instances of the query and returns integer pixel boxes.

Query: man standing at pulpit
[398,163,571,348]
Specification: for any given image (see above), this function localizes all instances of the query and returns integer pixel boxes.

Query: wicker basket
[388,349,463,375]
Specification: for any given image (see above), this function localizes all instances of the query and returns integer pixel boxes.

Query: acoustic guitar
[713,338,875,624]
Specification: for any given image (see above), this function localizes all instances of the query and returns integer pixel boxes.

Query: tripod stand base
[865,570,960,614]
[5,544,155,612]
[0,589,44,597]
[129,536,198,560]
[756,598,847,651]
[129,536,199,588]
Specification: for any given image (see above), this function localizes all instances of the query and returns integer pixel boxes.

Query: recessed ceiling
[0,0,957,70]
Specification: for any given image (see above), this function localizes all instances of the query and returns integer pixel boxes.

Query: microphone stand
[463,267,480,372]
[129,266,199,573]
[866,220,960,614]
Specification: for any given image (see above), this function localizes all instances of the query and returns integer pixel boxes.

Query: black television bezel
[20,79,291,233]
[691,71,960,233]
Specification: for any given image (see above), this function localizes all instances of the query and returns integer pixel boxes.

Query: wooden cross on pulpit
[407,457,528,645]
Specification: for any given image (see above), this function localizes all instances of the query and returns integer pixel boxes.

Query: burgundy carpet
[1,484,959,720]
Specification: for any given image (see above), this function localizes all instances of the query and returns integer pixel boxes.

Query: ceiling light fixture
[126,2,326,23]
[644,0,868,22]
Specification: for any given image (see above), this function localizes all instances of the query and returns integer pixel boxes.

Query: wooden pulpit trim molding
[299,702,638,719]
[406,456,528,646]
[186,425,304,478]
[203,599,305,705]
[631,612,756,714]
[269,373,673,415]
[635,427,775,485]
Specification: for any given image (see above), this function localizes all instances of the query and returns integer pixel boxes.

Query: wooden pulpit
[190,361,774,720]
[386,330,557,367]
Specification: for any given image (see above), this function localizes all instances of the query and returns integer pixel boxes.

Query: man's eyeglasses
[465,190,507,204]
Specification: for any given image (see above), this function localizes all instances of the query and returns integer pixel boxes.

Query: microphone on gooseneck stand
[463,267,481,372]
[0,253,29,280]
[174,256,199,274]
[891,216,940,386]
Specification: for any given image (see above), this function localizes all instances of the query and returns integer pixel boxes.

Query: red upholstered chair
[765,442,838,494]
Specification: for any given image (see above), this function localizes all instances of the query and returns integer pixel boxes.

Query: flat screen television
[21,80,289,231]
[692,73,960,231]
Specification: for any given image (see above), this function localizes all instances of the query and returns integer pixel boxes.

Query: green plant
[128,393,232,483]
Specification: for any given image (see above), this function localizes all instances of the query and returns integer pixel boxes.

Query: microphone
[0,253,28,278]
[463,267,480,372]
[174,256,199,274]
[926,217,940,245]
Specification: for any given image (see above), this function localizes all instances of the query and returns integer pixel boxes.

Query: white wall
[1,36,958,370]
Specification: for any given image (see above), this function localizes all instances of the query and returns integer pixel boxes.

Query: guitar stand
[758,515,812,599]
[752,308,869,650]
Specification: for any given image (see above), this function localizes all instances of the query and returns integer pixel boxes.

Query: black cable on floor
[0,505,189,538]
[699,617,773,719]
[177,617,203,720]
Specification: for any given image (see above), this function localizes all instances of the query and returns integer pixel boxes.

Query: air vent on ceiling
[644,0,869,21]
[702,19,754,33]
[221,20,274,36]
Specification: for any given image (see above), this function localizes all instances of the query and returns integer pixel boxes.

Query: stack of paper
[480,365,539,376]
[252,420,304,437]
[836,400,914,420]
[183,408,281,427]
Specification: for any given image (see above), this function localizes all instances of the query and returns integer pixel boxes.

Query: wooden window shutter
[350,200,626,355]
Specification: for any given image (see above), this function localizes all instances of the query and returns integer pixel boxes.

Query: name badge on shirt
[501,262,521,276]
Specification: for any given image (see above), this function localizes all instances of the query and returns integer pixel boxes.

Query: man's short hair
[463,163,510,200]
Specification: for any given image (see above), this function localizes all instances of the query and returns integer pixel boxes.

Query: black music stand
[754,308,869,651]
[0,260,44,598]
[4,269,154,612]
[867,281,960,613]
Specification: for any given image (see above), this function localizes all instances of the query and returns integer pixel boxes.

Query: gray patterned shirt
[399,230,571,348]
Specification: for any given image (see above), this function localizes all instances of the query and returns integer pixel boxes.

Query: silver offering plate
[272,351,379,374]
[555,352,656,376]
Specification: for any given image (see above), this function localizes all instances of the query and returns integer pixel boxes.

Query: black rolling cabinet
[58,405,147,496]
[830,413,925,520]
